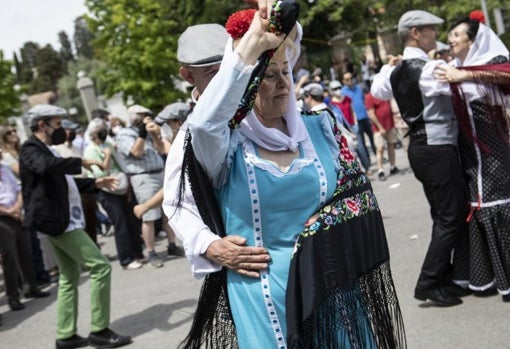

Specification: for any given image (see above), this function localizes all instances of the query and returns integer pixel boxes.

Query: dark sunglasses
[6,129,17,135]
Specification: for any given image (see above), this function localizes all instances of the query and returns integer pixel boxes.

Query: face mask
[50,127,67,145]
[97,129,108,142]
[68,130,76,142]
[111,125,122,135]
[160,123,174,143]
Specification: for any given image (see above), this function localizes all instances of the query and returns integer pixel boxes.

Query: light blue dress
[216,114,338,348]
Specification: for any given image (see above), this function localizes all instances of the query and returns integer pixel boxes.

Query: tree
[74,16,95,59]
[30,45,65,93]
[59,31,75,66]
[0,51,21,119]
[17,42,39,85]
[85,0,249,111]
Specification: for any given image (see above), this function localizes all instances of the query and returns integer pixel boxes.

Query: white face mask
[111,125,122,135]
[160,123,174,143]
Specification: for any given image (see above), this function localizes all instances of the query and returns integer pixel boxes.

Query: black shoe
[474,287,498,298]
[25,288,51,298]
[56,334,89,349]
[389,166,400,175]
[414,287,463,307]
[0,313,3,326]
[502,294,510,302]
[8,298,25,311]
[167,243,185,257]
[89,328,132,348]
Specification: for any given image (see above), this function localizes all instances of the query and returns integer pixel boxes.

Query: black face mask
[96,129,108,142]
[68,130,76,142]
[51,127,67,145]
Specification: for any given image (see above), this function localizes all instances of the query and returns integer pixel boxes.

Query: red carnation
[225,9,257,39]
[469,10,486,24]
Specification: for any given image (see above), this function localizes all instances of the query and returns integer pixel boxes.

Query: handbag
[102,171,129,195]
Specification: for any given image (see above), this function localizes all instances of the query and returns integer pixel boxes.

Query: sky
[0,0,88,59]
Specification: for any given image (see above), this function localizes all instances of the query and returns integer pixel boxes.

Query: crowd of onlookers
[294,60,404,181]
[0,103,190,327]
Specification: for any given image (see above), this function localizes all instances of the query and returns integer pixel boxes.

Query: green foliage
[74,16,95,59]
[0,51,21,120]
[30,45,65,93]
[85,0,248,111]
[59,31,75,66]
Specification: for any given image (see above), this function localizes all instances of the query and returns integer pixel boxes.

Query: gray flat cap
[303,83,324,97]
[61,119,80,130]
[436,41,450,52]
[398,10,444,32]
[26,104,67,126]
[155,102,191,124]
[177,24,229,66]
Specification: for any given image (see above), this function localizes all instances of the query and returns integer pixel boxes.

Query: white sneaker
[123,260,143,270]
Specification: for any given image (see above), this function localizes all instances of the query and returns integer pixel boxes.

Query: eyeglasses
[6,130,16,135]
[332,87,342,90]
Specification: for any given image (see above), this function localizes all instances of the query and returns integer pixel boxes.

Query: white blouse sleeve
[420,60,452,97]
[188,47,256,185]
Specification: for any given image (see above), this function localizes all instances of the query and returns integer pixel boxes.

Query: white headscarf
[455,23,509,67]
[236,24,307,152]
[452,23,509,102]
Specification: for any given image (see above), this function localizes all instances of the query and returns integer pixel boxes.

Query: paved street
[1,147,509,348]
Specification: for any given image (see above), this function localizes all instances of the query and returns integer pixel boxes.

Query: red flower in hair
[225,9,256,39]
[469,10,486,24]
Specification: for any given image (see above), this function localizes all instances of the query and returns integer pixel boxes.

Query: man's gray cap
[398,10,444,32]
[177,24,229,66]
[155,102,191,124]
[61,119,80,130]
[25,104,67,126]
[303,83,324,97]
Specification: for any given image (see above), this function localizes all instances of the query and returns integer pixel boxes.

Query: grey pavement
[1,147,509,348]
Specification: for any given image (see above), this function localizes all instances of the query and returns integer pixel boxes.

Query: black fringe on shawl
[285,160,406,348]
[177,131,238,349]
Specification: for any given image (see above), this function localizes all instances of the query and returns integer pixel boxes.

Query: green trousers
[48,229,112,339]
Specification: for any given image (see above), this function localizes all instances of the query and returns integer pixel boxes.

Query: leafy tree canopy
[0,51,21,119]
[85,0,249,111]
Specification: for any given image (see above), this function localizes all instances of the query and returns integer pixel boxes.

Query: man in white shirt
[371,10,467,307]
[163,23,270,279]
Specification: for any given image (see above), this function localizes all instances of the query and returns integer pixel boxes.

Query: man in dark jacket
[20,104,132,349]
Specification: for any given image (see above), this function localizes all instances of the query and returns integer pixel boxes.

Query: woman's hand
[243,0,272,19]
[235,11,285,65]
[205,235,271,278]
[386,54,402,66]
[434,64,471,83]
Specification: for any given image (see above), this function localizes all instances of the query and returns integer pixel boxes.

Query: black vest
[390,59,426,141]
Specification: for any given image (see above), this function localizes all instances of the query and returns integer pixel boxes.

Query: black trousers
[0,216,37,299]
[97,191,143,266]
[408,141,468,289]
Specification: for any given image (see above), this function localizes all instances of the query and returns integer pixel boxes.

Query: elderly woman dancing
[168,1,406,348]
